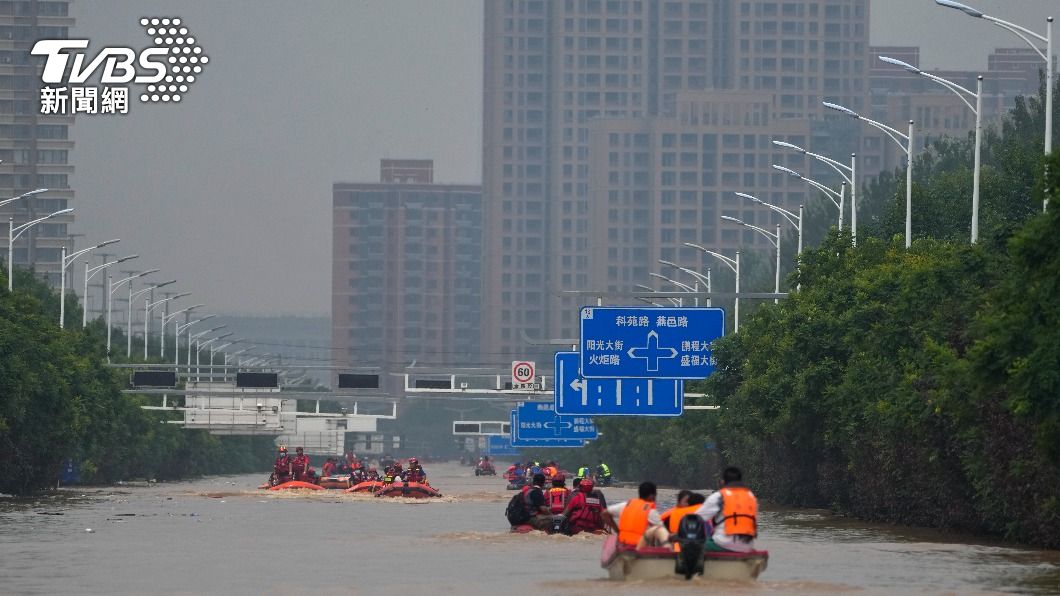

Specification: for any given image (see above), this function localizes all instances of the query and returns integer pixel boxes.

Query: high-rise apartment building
[332,160,481,374]
[482,0,870,361]
[0,1,74,286]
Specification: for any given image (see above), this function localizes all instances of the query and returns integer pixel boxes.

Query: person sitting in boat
[544,461,559,479]
[547,474,572,515]
[365,466,380,482]
[662,492,706,552]
[602,481,669,549]
[346,452,361,471]
[405,457,427,483]
[576,465,591,480]
[694,466,758,552]
[596,460,613,486]
[561,477,607,535]
[290,447,311,482]
[382,466,397,484]
[529,461,543,477]
[321,458,336,478]
[392,462,404,480]
[271,445,292,486]
[524,473,553,531]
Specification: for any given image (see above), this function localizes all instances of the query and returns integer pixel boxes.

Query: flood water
[2,461,1058,595]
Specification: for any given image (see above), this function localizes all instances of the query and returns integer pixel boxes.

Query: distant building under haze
[332,159,481,374]
[0,1,75,286]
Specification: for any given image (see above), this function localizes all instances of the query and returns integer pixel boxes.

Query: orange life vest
[662,504,702,552]
[617,498,654,546]
[545,466,558,478]
[547,487,571,514]
[719,486,757,537]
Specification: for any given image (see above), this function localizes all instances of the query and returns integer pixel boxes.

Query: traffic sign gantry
[580,306,724,379]
[509,409,590,447]
[554,352,683,416]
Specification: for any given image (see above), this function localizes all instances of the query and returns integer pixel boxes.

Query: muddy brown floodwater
[1,462,1058,595]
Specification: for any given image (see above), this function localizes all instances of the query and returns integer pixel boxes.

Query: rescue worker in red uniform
[291,447,311,482]
[272,446,292,485]
[561,477,607,535]
[321,458,336,478]
[546,474,572,514]
[405,457,427,483]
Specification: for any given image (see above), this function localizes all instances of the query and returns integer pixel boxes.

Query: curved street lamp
[722,216,782,304]
[106,269,158,359]
[83,254,138,327]
[772,140,856,243]
[162,304,205,359]
[145,292,190,359]
[825,101,915,248]
[659,259,712,307]
[58,238,119,327]
[648,272,695,306]
[634,283,680,307]
[881,55,984,243]
[684,243,740,332]
[128,280,176,357]
[8,207,74,291]
[773,164,846,233]
[935,1,1052,163]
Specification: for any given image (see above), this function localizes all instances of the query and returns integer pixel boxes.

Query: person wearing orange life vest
[291,447,311,482]
[546,474,572,514]
[694,466,759,552]
[661,492,706,552]
[601,481,669,549]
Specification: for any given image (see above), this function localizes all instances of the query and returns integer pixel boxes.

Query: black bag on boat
[505,491,531,525]
[673,514,707,580]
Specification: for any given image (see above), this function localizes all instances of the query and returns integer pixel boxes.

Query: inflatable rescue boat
[345,480,385,493]
[374,481,441,498]
[267,480,324,491]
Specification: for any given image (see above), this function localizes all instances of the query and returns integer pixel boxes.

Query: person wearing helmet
[291,447,311,482]
[547,474,572,514]
[366,466,379,482]
[272,446,292,486]
[562,477,607,535]
[406,457,427,483]
[382,466,396,484]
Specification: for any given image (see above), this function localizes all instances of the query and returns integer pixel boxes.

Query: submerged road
[1,461,1057,595]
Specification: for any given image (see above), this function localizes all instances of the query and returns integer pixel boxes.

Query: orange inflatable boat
[374,481,441,498]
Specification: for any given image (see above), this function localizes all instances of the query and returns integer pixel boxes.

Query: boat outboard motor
[548,514,568,535]
[673,514,708,580]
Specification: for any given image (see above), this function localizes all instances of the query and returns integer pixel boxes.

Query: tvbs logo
[31,17,208,114]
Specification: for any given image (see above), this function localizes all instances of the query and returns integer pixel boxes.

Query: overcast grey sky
[69,0,1056,316]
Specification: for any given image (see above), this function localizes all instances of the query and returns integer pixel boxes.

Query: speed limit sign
[512,361,536,388]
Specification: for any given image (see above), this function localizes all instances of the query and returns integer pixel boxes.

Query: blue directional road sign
[509,410,585,448]
[580,306,724,379]
[515,401,598,440]
[554,352,683,416]
[487,435,521,457]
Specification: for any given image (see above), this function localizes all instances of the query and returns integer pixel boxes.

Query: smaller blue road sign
[509,409,589,447]
[515,401,598,441]
[487,435,521,457]
[580,306,724,379]
[554,351,683,416]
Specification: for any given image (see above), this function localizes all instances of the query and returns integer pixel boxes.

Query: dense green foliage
[0,267,272,495]
[579,82,1060,547]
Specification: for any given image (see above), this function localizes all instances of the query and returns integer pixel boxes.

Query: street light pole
[685,243,739,332]
[128,280,175,357]
[634,284,680,307]
[735,192,802,254]
[935,2,1052,166]
[106,269,158,360]
[825,102,915,247]
[880,56,984,243]
[161,304,204,359]
[721,216,782,304]
[146,292,190,359]
[8,208,74,291]
[83,255,138,327]
[772,141,856,245]
[659,259,712,306]
[648,272,695,307]
[58,239,119,328]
